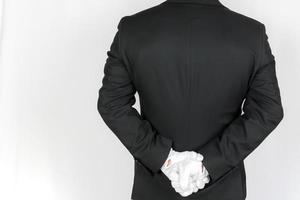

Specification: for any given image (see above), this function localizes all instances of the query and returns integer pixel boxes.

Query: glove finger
[196,154,204,161]
[181,151,189,157]
[172,182,184,194]
[180,187,193,197]
[171,178,181,188]
[191,182,198,193]
[203,167,209,176]
[190,151,197,159]
[196,179,205,189]
[179,165,190,190]
[171,180,180,188]
[174,186,183,193]
[176,189,183,194]
[203,176,210,184]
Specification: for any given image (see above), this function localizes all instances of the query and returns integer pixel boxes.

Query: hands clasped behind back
[161,148,210,197]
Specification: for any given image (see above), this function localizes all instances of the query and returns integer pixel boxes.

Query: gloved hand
[171,160,210,196]
[161,149,194,182]
[161,148,210,197]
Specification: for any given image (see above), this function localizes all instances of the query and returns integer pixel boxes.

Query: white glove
[161,148,210,197]
[161,149,194,182]
[172,160,210,196]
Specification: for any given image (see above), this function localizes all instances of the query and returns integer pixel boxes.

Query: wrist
[161,148,174,170]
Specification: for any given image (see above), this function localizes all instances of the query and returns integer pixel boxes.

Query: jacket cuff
[141,135,173,173]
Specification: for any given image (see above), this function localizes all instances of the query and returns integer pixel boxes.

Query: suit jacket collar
[166,0,222,6]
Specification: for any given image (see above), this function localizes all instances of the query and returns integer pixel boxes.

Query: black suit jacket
[97,0,284,199]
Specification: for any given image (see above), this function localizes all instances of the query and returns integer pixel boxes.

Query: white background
[0,0,299,200]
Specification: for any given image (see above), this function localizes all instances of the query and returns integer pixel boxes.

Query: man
[97,0,284,199]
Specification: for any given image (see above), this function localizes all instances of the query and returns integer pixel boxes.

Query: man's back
[98,0,283,199]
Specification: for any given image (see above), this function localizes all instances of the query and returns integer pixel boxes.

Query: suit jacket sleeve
[199,25,284,181]
[97,17,173,174]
